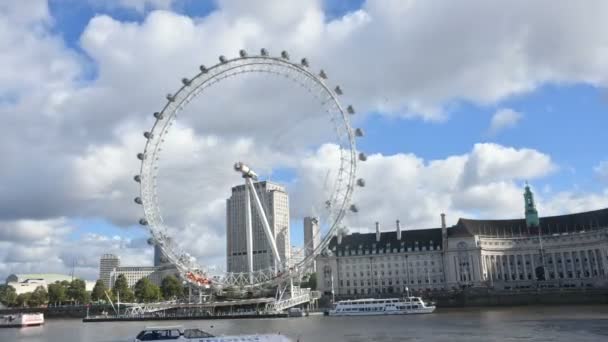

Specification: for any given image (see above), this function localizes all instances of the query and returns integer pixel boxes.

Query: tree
[301,273,317,290]
[29,286,48,307]
[48,282,67,305]
[67,279,89,304]
[15,293,31,307]
[91,280,108,302]
[112,274,135,302]
[134,278,161,303]
[0,284,17,307]
[308,273,317,290]
[160,276,183,300]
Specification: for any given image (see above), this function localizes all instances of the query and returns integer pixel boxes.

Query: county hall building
[316,184,608,297]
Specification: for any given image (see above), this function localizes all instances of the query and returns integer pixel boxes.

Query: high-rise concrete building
[226,181,290,273]
[109,265,179,288]
[99,254,120,288]
[304,217,321,257]
[304,216,321,272]
[153,237,172,267]
[290,246,305,269]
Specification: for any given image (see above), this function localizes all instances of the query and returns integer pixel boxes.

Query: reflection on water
[2,305,608,342]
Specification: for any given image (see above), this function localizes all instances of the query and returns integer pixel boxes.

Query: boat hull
[326,297,437,317]
[0,313,45,328]
[0,323,44,328]
[328,306,436,316]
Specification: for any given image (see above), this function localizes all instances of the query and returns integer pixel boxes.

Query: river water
[2,305,608,342]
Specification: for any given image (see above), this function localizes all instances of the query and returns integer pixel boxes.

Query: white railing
[265,288,314,312]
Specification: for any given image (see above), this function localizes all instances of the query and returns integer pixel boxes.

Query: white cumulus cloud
[2,0,608,279]
[488,108,523,136]
[594,161,608,184]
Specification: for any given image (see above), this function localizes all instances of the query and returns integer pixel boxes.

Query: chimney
[375,222,381,242]
[441,213,446,229]
[396,220,402,240]
[337,231,343,245]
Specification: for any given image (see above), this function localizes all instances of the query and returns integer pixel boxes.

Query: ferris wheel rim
[136,50,359,288]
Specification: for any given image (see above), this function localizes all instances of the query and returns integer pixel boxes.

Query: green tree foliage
[47,281,67,305]
[308,273,318,290]
[15,293,32,307]
[160,276,183,300]
[91,280,108,302]
[29,286,49,307]
[301,273,317,290]
[68,279,89,304]
[112,274,135,302]
[0,284,17,307]
[134,278,161,303]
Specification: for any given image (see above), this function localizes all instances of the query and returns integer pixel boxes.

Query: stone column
[506,255,513,281]
[564,251,570,278]
[595,248,606,277]
[576,250,583,278]
[513,254,519,281]
[552,253,558,278]
[480,255,486,280]
[522,254,528,280]
[599,248,608,276]
[585,250,592,277]
[592,249,601,276]
[530,254,536,279]
[496,255,502,281]
[453,255,459,283]
[500,255,506,281]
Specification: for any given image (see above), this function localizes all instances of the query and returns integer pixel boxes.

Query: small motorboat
[134,326,292,341]
[0,313,45,328]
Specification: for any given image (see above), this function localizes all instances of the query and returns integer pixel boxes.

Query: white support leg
[245,177,282,271]
[245,183,254,284]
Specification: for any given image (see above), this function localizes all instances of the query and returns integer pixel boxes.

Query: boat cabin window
[137,329,181,341]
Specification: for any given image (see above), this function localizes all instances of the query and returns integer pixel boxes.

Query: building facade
[5,274,94,294]
[99,254,120,288]
[290,246,305,269]
[109,264,179,288]
[304,216,321,272]
[316,187,608,298]
[153,239,172,267]
[226,181,290,273]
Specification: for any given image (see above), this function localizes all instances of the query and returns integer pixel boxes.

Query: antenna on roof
[71,258,75,282]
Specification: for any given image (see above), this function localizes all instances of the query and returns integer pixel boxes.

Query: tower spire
[524,182,539,227]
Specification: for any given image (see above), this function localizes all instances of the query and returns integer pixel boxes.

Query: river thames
[2,305,608,342]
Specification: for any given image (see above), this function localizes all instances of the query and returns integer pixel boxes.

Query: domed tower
[524,182,540,227]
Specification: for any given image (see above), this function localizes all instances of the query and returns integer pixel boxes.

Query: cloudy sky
[1,0,607,281]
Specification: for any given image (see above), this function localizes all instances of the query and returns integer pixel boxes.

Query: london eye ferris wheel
[133,48,366,290]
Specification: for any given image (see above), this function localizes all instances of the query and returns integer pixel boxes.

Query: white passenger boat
[327,297,436,316]
[134,326,292,341]
[0,313,45,328]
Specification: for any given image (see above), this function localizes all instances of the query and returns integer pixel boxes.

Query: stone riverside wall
[0,304,113,318]
[435,288,608,307]
[321,287,608,308]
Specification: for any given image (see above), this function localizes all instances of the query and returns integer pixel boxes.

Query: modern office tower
[153,237,172,267]
[304,216,321,272]
[99,254,120,288]
[226,181,290,273]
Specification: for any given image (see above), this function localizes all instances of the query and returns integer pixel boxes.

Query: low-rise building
[109,264,179,288]
[5,274,94,294]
